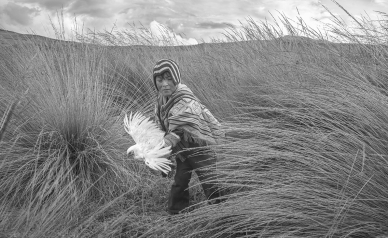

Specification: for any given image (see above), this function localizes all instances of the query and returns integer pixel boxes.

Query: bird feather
[124,112,173,173]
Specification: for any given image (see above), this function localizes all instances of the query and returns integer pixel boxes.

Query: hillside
[2,28,386,68]
[1,25,388,237]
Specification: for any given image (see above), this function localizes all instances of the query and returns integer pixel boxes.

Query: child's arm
[163,130,182,147]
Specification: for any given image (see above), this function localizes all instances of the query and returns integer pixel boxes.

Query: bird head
[127,144,141,158]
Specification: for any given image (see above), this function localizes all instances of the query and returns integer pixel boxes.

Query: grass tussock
[1,4,388,238]
[0,39,148,237]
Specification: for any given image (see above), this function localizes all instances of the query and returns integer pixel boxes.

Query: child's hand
[161,163,176,178]
[163,139,173,148]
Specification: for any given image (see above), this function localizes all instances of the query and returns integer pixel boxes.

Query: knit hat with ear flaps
[152,59,181,90]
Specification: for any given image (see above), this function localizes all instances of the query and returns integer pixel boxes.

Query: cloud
[313,10,332,21]
[0,0,385,44]
[119,1,191,25]
[1,2,40,26]
[194,21,234,29]
[15,0,72,11]
[373,0,387,5]
[67,0,113,18]
[14,0,117,18]
[149,20,198,45]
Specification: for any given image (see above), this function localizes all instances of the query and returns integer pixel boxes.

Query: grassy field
[1,10,388,238]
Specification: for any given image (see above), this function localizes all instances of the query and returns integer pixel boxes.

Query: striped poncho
[155,84,224,159]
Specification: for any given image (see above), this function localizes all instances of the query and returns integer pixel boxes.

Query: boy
[153,59,224,215]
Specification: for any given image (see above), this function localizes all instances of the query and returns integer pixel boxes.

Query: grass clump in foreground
[0,38,151,237]
[1,5,388,238]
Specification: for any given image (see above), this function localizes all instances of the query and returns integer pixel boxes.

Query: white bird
[124,112,172,174]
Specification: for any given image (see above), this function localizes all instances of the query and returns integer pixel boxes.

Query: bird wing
[143,142,172,173]
[124,112,164,145]
[124,111,173,173]
[144,157,172,174]
[145,142,172,159]
[124,112,145,143]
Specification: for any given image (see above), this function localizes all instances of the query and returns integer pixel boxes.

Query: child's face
[155,71,177,97]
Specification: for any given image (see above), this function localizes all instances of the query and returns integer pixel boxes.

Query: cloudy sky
[0,0,387,44]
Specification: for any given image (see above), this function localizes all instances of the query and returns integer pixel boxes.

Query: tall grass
[0,37,149,237]
[124,9,388,238]
[1,4,388,238]
[138,11,388,238]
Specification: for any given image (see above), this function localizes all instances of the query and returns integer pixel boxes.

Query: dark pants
[168,150,220,214]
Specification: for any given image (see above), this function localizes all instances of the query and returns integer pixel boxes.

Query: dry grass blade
[0,100,18,142]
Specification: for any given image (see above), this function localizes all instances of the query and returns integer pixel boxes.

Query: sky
[0,0,387,45]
